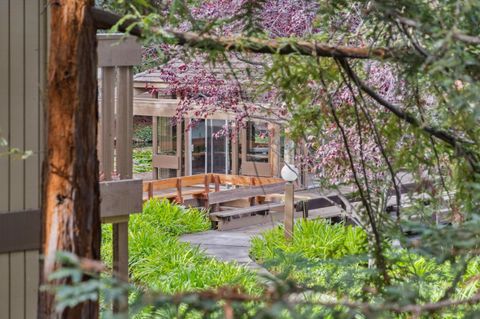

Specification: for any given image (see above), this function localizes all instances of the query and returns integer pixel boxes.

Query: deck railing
[143,173,284,204]
[97,33,142,312]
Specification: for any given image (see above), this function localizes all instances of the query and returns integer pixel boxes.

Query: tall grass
[102,199,259,296]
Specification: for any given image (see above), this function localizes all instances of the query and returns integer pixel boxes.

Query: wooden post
[231,130,239,175]
[176,121,182,177]
[184,119,192,176]
[214,175,220,211]
[100,67,115,180]
[269,123,280,177]
[284,182,295,241]
[152,116,158,179]
[249,177,256,206]
[176,178,183,203]
[148,182,153,199]
[204,174,210,209]
[116,67,133,180]
[113,66,133,314]
[112,221,128,311]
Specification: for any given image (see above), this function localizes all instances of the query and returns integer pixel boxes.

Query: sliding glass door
[191,119,229,175]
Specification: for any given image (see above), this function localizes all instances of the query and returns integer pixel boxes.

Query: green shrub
[139,199,211,236]
[102,199,259,296]
[133,125,152,146]
[249,219,480,308]
[250,219,368,263]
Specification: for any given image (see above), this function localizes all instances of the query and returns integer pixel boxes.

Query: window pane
[246,121,269,163]
[157,117,177,155]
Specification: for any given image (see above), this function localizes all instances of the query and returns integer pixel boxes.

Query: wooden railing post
[214,175,220,211]
[284,182,295,241]
[249,177,256,206]
[204,174,210,209]
[148,182,153,199]
[99,67,115,180]
[176,178,183,203]
[152,116,159,180]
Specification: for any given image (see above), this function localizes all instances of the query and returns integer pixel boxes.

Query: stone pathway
[180,223,279,273]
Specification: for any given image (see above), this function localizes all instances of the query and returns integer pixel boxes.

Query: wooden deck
[140,173,431,230]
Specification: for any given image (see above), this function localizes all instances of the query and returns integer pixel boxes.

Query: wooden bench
[207,182,286,230]
[143,174,211,203]
[210,202,284,220]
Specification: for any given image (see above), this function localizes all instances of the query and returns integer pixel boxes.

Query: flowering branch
[337,58,479,170]
[91,7,402,60]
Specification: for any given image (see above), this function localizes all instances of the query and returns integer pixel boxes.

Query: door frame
[240,121,278,177]
[187,119,230,175]
[152,116,182,179]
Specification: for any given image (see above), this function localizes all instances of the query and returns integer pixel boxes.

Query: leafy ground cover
[132,148,152,174]
[102,199,258,295]
[250,219,480,317]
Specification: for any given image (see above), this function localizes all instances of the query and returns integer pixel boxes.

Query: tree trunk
[39,0,100,318]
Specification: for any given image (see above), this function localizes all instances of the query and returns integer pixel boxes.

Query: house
[132,68,313,187]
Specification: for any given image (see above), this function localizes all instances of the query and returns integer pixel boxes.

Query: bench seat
[210,202,284,221]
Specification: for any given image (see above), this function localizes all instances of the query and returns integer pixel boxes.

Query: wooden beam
[242,161,272,177]
[0,210,41,253]
[152,154,180,170]
[100,179,143,219]
[97,34,141,67]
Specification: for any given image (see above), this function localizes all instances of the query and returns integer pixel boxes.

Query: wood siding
[0,250,40,319]
[0,0,47,213]
[0,8,141,317]
[0,2,47,318]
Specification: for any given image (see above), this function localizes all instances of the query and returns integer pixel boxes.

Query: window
[246,121,269,163]
[157,117,177,156]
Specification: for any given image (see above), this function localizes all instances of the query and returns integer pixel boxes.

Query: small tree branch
[337,59,478,169]
[91,7,405,60]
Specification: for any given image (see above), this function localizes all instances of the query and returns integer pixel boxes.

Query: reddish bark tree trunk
[40,0,100,318]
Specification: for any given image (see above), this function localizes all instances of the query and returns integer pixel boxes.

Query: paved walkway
[180,223,278,273]
[180,204,345,273]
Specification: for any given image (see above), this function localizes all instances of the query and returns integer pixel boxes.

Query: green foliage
[133,125,153,146]
[132,148,152,174]
[46,252,129,314]
[250,219,368,263]
[78,0,480,316]
[101,199,259,296]
[140,199,212,236]
[250,220,371,297]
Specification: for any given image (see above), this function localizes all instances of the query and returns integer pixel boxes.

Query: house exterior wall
[0,1,47,318]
